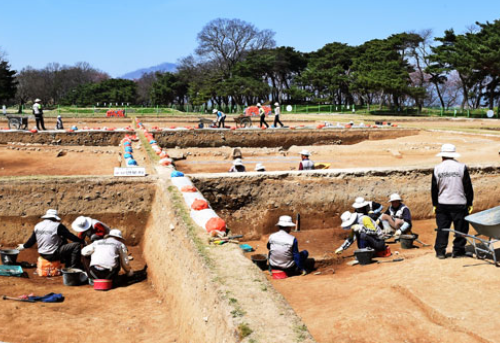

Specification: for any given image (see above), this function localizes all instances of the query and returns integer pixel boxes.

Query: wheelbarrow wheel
[240,117,252,128]
[8,118,21,130]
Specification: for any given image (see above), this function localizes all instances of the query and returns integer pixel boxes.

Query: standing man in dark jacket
[432,144,474,259]
[16,209,83,268]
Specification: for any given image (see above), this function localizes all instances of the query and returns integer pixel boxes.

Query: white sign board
[286,105,293,112]
[114,167,146,177]
[487,110,494,118]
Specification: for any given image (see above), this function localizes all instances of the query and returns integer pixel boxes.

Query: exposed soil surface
[0,142,152,176]
[177,130,500,173]
[0,247,178,343]
[244,219,500,343]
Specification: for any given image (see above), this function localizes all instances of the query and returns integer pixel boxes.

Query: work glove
[127,270,134,277]
[300,270,307,276]
[468,206,473,214]
[432,206,436,215]
[335,247,343,255]
[394,230,402,240]
[16,244,24,251]
[351,224,361,233]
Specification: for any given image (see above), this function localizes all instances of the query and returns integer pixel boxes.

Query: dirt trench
[0,131,130,146]
[192,165,500,240]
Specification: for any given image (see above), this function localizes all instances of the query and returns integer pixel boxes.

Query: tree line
[1,17,500,111]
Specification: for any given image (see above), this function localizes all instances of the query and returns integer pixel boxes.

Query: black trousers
[435,204,469,255]
[40,242,82,269]
[357,232,386,251]
[35,116,47,130]
[218,117,225,128]
[274,115,284,127]
[90,266,120,280]
[260,114,269,128]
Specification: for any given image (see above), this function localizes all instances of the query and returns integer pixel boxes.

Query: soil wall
[0,131,129,146]
[0,177,156,246]
[153,128,420,148]
[192,165,500,240]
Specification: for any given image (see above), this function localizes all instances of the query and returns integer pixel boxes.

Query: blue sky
[2,0,500,77]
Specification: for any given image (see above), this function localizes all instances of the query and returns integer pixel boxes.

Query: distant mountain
[120,62,177,80]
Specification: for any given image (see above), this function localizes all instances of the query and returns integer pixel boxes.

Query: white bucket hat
[41,209,61,221]
[340,211,357,229]
[389,193,402,202]
[233,158,243,166]
[108,229,123,240]
[352,197,369,209]
[71,216,92,232]
[256,103,262,107]
[274,102,279,106]
[436,143,460,158]
[254,163,266,171]
[276,215,296,227]
[300,149,311,156]
[34,98,41,103]
[212,109,218,113]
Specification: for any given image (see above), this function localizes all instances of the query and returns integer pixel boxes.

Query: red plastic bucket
[271,270,288,280]
[93,279,112,291]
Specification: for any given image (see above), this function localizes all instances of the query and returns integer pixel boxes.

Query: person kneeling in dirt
[81,229,133,281]
[298,150,314,170]
[229,158,246,172]
[267,215,308,276]
[16,209,84,268]
[352,196,384,221]
[335,211,387,255]
[380,193,412,240]
[71,216,111,243]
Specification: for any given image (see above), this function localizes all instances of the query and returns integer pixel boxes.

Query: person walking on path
[16,209,84,268]
[33,98,47,131]
[432,144,474,259]
[257,103,269,128]
[273,102,284,127]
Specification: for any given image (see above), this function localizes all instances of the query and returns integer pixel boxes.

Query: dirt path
[0,247,178,343]
[246,219,500,343]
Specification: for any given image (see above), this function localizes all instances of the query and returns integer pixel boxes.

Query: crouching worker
[71,216,110,243]
[267,215,308,276]
[81,229,133,281]
[380,193,412,240]
[16,209,83,268]
[352,196,384,221]
[335,211,387,255]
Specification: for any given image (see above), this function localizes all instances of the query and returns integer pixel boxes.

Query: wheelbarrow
[233,115,252,128]
[6,115,31,130]
[443,206,500,267]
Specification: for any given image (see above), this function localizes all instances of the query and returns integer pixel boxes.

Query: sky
[2,0,500,77]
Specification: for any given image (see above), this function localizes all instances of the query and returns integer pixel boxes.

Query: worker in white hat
[71,216,111,243]
[16,209,84,268]
[298,149,314,170]
[56,115,64,130]
[32,98,47,131]
[380,193,412,240]
[81,228,133,281]
[229,158,246,172]
[335,210,387,255]
[267,215,308,276]
[273,102,284,128]
[213,108,226,128]
[352,196,384,221]
[254,163,266,172]
[432,143,474,259]
[257,103,269,128]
